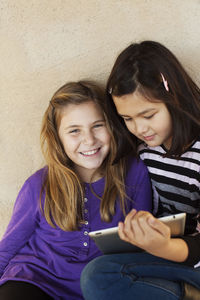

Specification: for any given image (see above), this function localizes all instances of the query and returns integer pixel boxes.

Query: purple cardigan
[0,157,152,299]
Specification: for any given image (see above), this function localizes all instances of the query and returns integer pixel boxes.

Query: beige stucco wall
[1,0,200,238]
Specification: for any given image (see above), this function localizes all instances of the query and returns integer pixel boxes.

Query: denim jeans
[80,253,200,300]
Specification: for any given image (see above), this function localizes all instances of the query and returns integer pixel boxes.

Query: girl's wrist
[149,238,189,262]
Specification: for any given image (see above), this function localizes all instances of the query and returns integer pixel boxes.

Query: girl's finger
[123,209,137,237]
[148,216,171,237]
[118,221,130,242]
[124,209,137,225]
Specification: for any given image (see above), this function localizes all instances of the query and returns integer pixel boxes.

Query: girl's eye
[93,123,104,128]
[144,114,155,119]
[123,117,132,122]
[69,129,80,134]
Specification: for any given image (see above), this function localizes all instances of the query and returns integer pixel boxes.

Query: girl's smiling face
[58,101,111,182]
[113,91,173,149]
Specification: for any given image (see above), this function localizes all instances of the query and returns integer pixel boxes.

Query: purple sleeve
[0,178,39,277]
[126,158,152,212]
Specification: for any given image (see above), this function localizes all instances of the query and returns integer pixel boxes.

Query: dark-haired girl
[81,41,200,299]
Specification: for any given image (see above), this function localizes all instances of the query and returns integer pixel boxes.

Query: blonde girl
[0,80,151,300]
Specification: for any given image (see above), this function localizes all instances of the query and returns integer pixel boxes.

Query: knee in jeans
[81,257,102,286]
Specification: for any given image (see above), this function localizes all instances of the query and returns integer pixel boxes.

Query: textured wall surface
[1,0,200,238]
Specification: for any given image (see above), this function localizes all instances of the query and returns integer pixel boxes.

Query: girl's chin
[145,140,160,147]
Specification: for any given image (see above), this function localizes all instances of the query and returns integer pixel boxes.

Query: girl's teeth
[82,149,98,155]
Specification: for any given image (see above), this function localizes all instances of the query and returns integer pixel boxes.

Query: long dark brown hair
[106,40,200,158]
[40,80,128,231]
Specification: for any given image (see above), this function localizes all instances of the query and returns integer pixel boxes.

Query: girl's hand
[118,209,171,256]
[118,210,189,262]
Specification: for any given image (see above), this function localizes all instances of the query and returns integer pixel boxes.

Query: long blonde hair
[40,80,128,231]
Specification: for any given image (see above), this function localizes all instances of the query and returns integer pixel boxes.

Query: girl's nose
[82,131,95,145]
[135,121,148,135]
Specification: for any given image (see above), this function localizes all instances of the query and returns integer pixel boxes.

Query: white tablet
[89,213,186,254]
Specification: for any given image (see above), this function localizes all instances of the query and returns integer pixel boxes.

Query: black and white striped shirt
[139,139,200,235]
